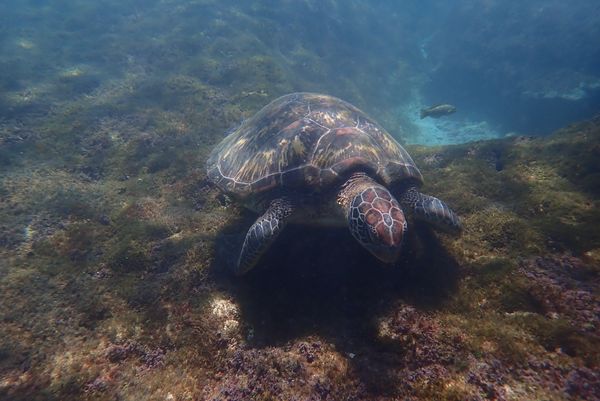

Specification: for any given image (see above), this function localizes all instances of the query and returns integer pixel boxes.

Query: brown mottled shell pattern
[206,93,423,201]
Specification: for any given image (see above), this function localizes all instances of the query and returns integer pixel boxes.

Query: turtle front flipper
[236,198,294,275]
[400,186,462,234]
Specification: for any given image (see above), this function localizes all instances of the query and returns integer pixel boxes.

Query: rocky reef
[2,95,599,399]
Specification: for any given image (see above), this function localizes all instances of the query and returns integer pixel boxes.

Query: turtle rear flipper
[400,186,462,234]
[236,198,294,275]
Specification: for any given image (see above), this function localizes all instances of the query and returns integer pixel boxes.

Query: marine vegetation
[2,90,600,399]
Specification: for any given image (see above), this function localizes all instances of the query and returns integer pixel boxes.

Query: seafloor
[1,3,600,401]
[2,97,600,400]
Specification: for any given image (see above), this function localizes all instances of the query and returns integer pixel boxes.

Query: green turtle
[207,93,461,274]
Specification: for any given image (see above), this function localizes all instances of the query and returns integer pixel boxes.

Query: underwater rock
[209,295,242,347]
[105,340,165,370]
[1,111,600,401]
[376,304,463,365]
[520,255,600,335]
[84,376,109,393]
[202,341,359,401]
[564,367,600,400]
[297,341,322,363]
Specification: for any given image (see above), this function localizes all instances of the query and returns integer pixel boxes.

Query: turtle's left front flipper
[400,186,462,234]
[236,198,294,275]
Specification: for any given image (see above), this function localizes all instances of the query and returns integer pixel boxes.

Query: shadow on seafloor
[210,215,461,350]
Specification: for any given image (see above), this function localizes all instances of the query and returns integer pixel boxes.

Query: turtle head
[346,184,406,264]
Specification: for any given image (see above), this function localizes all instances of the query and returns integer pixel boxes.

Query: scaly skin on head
[337,172,406,263]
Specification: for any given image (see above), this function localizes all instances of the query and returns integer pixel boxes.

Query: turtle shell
[206,93,422,200]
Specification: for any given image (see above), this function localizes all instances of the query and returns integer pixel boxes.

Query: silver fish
[420,104,457,119]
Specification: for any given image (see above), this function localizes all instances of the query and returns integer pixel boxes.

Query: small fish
[420,104,457,119]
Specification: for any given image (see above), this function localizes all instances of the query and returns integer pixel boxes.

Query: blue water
[1,0,598,145]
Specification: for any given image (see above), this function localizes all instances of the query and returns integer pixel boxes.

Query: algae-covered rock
[2,114,600,401]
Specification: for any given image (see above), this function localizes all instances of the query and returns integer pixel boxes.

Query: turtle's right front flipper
[400,186,462,234]
[236,198,294,275]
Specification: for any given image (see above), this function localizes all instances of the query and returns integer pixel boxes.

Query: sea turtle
[207,93,461,274]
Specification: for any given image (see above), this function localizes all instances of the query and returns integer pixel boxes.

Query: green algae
[3,111,600,399]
